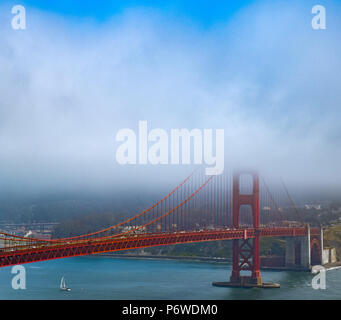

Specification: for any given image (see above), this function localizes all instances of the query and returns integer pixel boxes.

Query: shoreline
[95,253,341,272]
[96,253,232,264]
[323,261,341,271]
[95,253,290,271]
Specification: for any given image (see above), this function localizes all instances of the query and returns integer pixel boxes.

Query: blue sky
[10,0,255,26]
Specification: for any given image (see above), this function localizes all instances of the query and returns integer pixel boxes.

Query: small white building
[322,247,337,264]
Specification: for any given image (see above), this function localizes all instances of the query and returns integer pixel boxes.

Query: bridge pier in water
[213,171,280,288]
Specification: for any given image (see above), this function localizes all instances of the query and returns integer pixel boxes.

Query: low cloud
[0,0,340,196]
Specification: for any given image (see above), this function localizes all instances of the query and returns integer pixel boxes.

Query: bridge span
[0,170,324,288]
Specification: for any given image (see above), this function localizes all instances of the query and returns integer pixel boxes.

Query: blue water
[0,256,340,299]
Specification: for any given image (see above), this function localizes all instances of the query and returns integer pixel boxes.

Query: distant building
[304,204,322,210]
[322,247,337,264]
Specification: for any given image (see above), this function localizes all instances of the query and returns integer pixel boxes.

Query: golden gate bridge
[0,170,322,288]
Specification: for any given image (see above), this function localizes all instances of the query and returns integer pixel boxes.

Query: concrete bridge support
[285,226,323,270]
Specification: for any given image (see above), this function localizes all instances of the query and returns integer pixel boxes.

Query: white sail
[60,276,70,291]
[60,276,65,289]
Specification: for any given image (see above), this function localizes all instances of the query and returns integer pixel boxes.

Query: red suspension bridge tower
[213,171,280,288]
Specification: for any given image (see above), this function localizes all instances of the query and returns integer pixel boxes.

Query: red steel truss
[0,227,321,268]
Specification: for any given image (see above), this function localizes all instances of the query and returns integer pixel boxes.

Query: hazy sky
[0,0,340,196]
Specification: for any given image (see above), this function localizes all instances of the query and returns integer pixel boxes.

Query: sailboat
[60,276,71,292]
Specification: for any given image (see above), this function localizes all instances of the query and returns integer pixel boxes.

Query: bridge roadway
[0,227,320,267]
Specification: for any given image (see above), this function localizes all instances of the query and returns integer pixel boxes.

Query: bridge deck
[0,227,320,267]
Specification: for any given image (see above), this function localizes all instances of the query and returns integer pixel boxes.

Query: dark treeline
[103,237,286,258]
[52,212,126,238]
[0,191,162,224]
